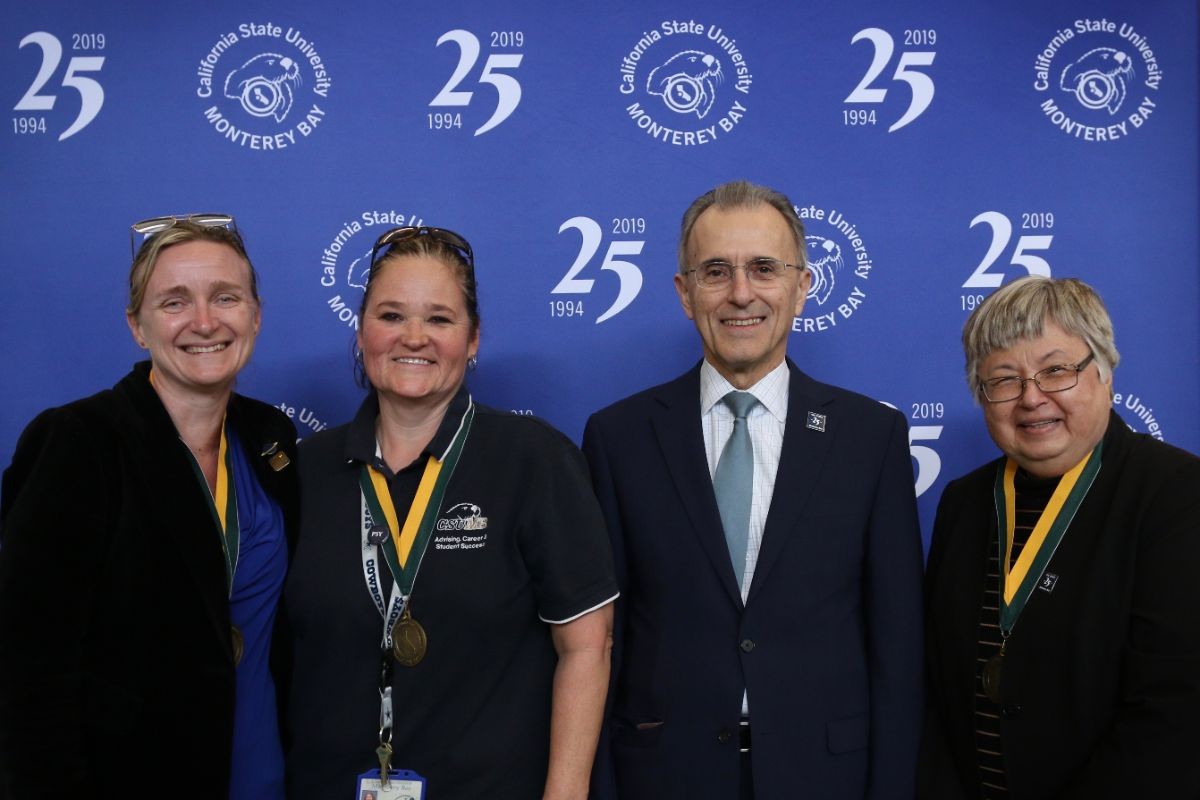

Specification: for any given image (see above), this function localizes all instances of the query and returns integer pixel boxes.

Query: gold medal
[391,608,427,667]
[231,624,244,666]
[982,652,1003,704]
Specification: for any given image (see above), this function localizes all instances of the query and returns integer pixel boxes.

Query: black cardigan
[0,362,298,798]
[918,411,1200,799]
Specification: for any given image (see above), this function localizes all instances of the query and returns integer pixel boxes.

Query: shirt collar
[344,385,473,473]
[699,359,789,422]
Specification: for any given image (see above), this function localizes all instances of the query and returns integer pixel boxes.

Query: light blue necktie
[714,391,758,591]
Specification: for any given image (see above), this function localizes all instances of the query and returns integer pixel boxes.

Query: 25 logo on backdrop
[792,204,877,334]
[13,31,105,141]
[881,400,947,498]
[429,29,524,135]
[550,216,646,324]
[1033,18,1162,142]
[843,27,936,132]
[960,211,1056,312]
[618,19,752,146]
[196,21,332,150]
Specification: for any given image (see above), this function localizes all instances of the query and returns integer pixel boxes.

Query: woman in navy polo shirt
[283,226,618,799]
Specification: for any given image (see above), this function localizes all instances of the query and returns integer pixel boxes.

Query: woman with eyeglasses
[918,276,1200,798]
[282,226,617,800]
[0,216,297,799]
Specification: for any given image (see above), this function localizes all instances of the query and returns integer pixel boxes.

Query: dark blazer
[0,362,298,798]
[583,360,925,800]
[918,411,1200,799]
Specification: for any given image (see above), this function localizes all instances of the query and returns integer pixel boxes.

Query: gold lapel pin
[261,442,291,471]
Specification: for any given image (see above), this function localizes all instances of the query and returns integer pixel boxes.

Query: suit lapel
[650,368,744,608]
[746,364,836,604]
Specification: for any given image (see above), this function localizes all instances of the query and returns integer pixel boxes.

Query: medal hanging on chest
[391,606,428,667]
[985,444,1102,702]
[359,402,474,667]
[362,403,474,798]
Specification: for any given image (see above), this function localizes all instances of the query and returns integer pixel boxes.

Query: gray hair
[962,276,1119,402]
[677,180,806,273]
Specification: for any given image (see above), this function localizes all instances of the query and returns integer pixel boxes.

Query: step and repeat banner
[2,0,1196,547]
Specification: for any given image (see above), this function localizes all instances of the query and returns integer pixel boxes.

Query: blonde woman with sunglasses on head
[0,215,298,799]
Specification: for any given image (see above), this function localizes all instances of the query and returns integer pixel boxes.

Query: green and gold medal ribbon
[184,423,240,595]
[359,404,474,598]
[992,442,1102,633]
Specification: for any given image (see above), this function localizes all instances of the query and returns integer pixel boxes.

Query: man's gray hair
[677,180,806,273]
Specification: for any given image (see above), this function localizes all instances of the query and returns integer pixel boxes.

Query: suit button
[1002,704,1023,719]
[717,728,732,744]
[740,638,755,653]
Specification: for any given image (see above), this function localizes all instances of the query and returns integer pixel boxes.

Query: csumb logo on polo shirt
[617,19,752,146]
[433,503,489,551]
[1032,17,1162,142]
[437,503,489,531]
[195,21,332,150]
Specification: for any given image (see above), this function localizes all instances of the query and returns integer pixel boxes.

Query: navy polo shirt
[284,387,618,800]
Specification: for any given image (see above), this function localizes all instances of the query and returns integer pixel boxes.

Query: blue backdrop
[3,0,1197,547]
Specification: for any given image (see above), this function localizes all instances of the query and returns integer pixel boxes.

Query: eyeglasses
[129,213,237,258]
[684,257,803,289]
[979,352,1095,403]
[369,226,474,271]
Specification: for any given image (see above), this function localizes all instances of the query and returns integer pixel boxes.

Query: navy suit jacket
[583,360,924,800]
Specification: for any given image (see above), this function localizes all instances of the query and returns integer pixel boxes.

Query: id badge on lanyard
[354,768,426,799]
[356,399,475,796]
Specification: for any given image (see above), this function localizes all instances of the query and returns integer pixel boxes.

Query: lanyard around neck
[184,423,240,596]
[358,400,475,643]
[993,443,1102,632]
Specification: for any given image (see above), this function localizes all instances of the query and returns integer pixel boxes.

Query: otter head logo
[446,503,483,519]
[1059,48,1134,115]
[805,236,844,306]
[224,53,302,122]
[347,246,374,291]
[646,50,723,119]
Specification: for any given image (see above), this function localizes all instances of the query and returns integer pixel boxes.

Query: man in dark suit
[583,180,924,799]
